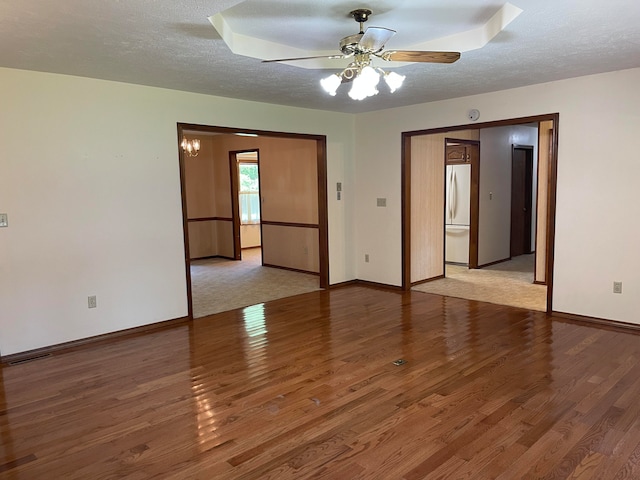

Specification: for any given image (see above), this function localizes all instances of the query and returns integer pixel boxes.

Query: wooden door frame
[402,113,559,313]
[510,145,534,257]
[445,138,480,269]
[177,123,329,319]
[229,149,260,260]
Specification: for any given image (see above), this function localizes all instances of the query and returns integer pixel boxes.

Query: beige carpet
[190,248,321,318]
[412,254,547,311]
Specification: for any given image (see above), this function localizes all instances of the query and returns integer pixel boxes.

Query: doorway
[510,145,534,257]
[230,150,262,260]
[177,123,329,319]
[445,139,480,269]
[402,114,559,312]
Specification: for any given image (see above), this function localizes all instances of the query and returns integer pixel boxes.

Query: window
[238,163,260,225]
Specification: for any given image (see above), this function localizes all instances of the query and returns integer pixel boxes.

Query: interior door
[511,147,533,257]
[445,141,480,268]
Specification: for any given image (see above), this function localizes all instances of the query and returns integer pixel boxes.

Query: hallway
[412,255,546,311]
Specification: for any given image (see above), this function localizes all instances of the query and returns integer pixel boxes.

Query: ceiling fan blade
[382,50,461,63]
[359,26,396,52]
[262,54,344,63]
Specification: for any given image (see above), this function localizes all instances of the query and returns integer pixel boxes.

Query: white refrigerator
[445,164,471,264]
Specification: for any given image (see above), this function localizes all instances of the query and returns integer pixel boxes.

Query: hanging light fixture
[181,138,200,157]
[320,53,405,101]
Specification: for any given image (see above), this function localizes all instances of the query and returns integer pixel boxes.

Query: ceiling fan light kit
[320,57,406,100]
[265,9,460,101]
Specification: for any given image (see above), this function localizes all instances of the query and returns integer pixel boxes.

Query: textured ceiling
[0,0,639,114]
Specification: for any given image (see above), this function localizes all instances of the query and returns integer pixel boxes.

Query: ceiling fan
[262,9,460,99]
[263,9,460,66]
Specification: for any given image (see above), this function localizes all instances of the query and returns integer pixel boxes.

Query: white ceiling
[1,0,639,114]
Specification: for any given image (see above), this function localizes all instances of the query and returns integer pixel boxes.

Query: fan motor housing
[350,9,372,23]
[340,33,364,54]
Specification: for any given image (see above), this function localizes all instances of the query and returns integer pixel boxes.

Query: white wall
[355,68,640,324]
[241,224,261,248]
[0,67,356,355]
[3,67,640,355]
[478,125,538,265]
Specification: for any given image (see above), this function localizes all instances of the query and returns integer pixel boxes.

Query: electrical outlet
[88,295,97,308]
[337,191,341,200]
[376,198,387,207]
[613,282,622,294]
[365,254,369,263]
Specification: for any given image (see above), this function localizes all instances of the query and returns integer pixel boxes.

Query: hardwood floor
[3,286,640,479]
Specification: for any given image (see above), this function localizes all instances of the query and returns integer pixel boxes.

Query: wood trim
[401,113,559,312]
[356,279,404,292]
[511,144,535,257]
[257,151,264,263]
[190,255,235,261]
[229,151,239,260]
[477,257,512,269]
[411,274,445,286]
[469,143,480,269]
[405,114,558,137]
[328,279,359,289]
[532,133,547,285]
[261,220,320,229]
[545,115,559,312]
[177,123,327,142]
[1,316,190,365]
[512,144,535,151]
[401,134,411,290]
[262,263,320,276]
[444,138,480,147]
[552,311,640,335]
[177,124,194,319]
[533,133,542,281]
[187,216,233,222]
[317,138,329,289]
[230,148,261,261]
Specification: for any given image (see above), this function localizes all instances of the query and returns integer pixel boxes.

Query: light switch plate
[0,213,7,227]
[376,198,387,207]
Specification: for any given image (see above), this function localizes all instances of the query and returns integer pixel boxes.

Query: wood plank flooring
[2,286,640,478]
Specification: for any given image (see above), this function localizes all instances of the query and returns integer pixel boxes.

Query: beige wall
[213,135,320,273]
[241,224,261,248]
[185,133,319,269]
[356,68,640,324]
[0,66,355,356]
[262,225,319,272]
[184,135,234,259]
[184,136,216,219]
[187,221,217,258]
[3,65,640,356]
[410,130,479,283]
[214,135,318,223]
